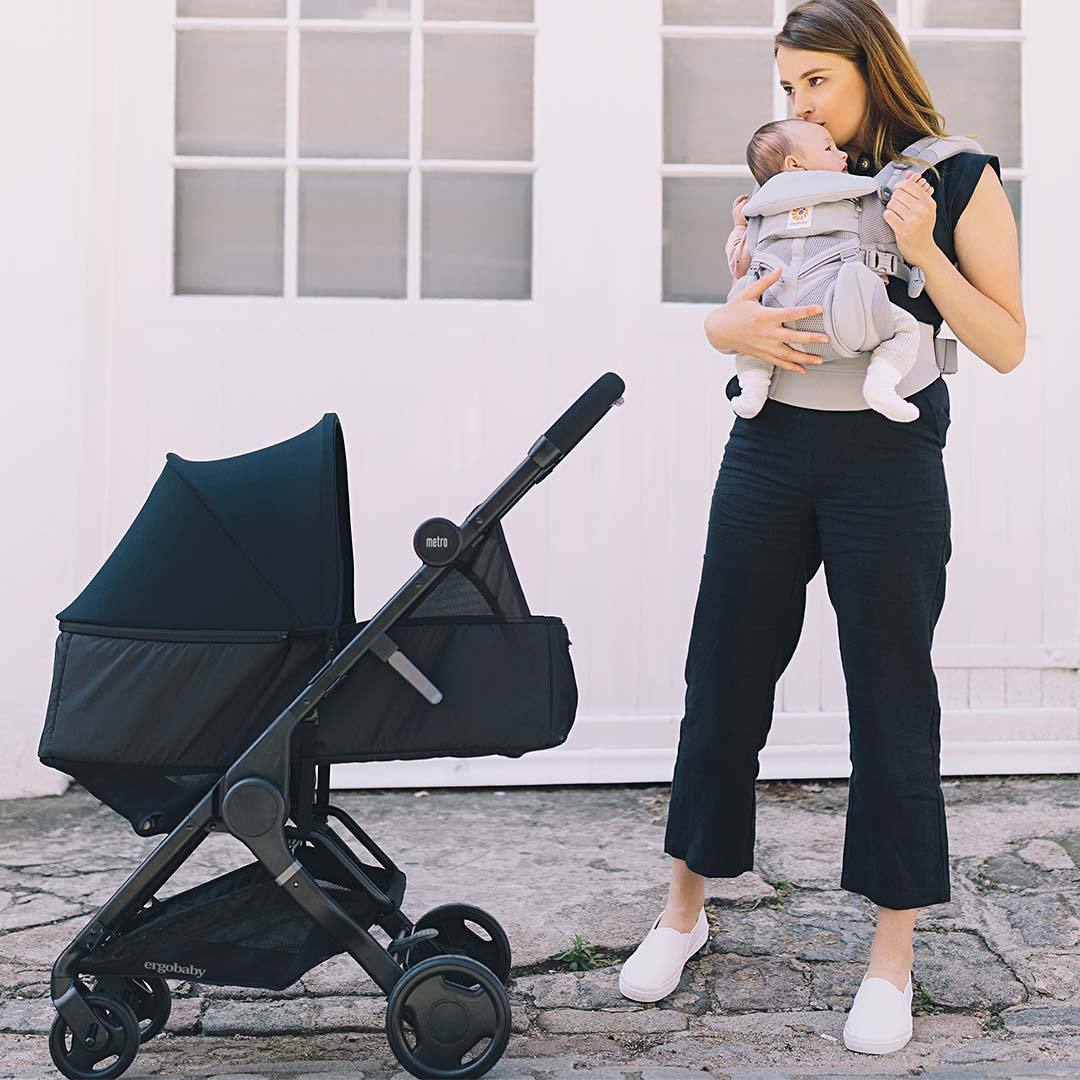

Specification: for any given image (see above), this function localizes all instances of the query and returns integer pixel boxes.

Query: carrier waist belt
[767,321,949,412]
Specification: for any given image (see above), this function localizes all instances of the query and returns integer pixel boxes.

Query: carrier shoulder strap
[874,134,986,202]
[743,180,762,262]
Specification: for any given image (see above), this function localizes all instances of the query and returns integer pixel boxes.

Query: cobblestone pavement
[1,777,1079,1078]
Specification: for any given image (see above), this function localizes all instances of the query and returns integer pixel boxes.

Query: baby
[726,118,934,422]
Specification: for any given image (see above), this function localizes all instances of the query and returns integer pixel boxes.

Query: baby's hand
[732,193,750,228]
[910,174,933,194]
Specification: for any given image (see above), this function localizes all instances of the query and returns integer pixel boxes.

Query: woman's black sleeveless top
[847,148,1002,330]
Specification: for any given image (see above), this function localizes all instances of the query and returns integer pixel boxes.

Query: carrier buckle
[863,248,898,277]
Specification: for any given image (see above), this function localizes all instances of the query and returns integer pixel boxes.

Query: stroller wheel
[48,992,140,1080]
[406,904,512,986]
[91,976,172,1043]
[385,954,511,1079]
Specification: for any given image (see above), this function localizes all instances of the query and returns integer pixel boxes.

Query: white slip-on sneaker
[618,908,709,1003]
[842,972,913,1054]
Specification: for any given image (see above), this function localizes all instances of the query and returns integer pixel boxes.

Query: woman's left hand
[883,172,938,266]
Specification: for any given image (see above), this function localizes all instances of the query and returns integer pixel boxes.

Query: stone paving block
[512,968,626,1010]
[201,996,387,1036]
[705,954,811,1012]
[914,929,1027,1009]
[538,1007,687,1034]
[1001,1004,1080,1034]
[0,997,53,1035]
[0,890,83,932]
[1018,837,1076,870]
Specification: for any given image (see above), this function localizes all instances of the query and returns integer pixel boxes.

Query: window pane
[302,0,410,17]
[424,0,533,19]
[422,172,531,298]
[298,171,407,296]
[663,176,751,303]
[423,34,533,159]
[911,41,1021,168]
[175,30,285,156]
[178,0,285,14]
[912,0,1019,28]
[664,1,772,25]
[665,38,775,164]
[174,170,284,295]
[300,32,409,157]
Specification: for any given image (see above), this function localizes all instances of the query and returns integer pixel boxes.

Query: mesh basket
[82,843,404,990]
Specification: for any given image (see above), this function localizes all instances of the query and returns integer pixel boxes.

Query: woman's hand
[704,266,830,373]
[732,193,750,228]
[883,172,937,266]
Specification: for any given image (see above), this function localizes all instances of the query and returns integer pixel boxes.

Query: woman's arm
[886,166,1025,373]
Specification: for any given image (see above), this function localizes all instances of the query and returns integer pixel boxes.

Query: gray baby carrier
[731,134,985,373]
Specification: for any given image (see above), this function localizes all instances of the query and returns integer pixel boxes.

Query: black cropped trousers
[663,374,953,910]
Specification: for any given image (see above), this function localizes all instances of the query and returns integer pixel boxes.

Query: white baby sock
[863,358,920,423]
[731,370,771,419]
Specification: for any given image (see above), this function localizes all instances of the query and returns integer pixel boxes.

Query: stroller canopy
[58,414,354,633]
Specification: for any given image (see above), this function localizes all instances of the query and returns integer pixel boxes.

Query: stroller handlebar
[539,372,625,458]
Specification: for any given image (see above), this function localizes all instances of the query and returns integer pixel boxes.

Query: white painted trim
[933,645,1080,668]
[172,157,536,171]
[174,19,537,33]
[330,706,1080,788]
[331,738,1080,789]
[283,0,298,299]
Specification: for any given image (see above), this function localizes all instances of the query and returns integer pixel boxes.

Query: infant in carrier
[726,118,933,422]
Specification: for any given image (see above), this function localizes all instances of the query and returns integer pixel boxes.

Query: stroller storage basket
[82,843,404,991]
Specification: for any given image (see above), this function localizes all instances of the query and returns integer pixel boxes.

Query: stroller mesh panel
[409,568,495,618]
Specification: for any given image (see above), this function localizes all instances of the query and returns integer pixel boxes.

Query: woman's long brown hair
[776,0,960,179]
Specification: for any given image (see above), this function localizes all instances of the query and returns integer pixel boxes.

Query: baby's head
[746,119,849,187]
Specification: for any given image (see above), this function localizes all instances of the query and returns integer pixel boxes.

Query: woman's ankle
[657,904,702,933]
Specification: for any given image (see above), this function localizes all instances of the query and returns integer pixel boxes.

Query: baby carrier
[732,134,985,372]
[36,372,625,1080]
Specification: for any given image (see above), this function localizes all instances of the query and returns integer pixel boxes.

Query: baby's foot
[731,378,769,418]
[863,360,919,422]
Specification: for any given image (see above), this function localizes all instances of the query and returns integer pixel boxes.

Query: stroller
[37,372,626,1080]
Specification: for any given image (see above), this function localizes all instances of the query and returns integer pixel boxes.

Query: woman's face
[775,46,868,152]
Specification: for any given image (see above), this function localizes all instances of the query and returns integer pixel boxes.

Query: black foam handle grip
[542,372,625,456]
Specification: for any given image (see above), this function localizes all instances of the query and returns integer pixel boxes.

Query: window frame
[172,0,537,299]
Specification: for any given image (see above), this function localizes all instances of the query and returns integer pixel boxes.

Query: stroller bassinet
[40,412,576,837]
[37,372,625,1080]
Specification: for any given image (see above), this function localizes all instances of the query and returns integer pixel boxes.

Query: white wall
[0,2,112,797]
[2,1,1077,801]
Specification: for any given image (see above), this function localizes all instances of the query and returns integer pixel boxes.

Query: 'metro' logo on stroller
[425,537,449,548]
[144,960,206,979]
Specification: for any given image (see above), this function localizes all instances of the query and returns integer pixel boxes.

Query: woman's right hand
[703,265,831,374]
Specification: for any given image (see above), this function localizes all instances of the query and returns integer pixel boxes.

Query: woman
[619,0,1024,1057]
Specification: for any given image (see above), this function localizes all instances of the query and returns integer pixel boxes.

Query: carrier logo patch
[787,205,813,229]
[144,960,206,979]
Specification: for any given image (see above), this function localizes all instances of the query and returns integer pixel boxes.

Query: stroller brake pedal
[388,927,440,954]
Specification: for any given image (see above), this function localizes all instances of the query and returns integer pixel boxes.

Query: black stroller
[37,372,626,1080]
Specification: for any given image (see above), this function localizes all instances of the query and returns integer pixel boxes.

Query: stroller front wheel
[90,976,172,1043]
[385,954,511,1079]
[48,992,140,1080]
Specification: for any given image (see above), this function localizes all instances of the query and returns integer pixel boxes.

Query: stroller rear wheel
[405,903,512,986]
[48,992,140,1080]
[90,976,171,1043]
[385,954,511,1079]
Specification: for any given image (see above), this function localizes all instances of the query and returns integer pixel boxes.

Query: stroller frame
[48,373,625,1080]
